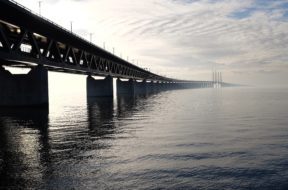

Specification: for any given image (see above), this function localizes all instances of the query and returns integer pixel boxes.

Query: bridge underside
[0,64,215,106]
[0,0,209,83]
[0,0,221,107]
[0,9,168,81]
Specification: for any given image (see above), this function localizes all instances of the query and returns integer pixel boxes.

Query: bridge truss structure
[0,0,180,82]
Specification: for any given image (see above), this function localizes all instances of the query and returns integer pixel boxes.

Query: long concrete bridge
[0,0,228,107]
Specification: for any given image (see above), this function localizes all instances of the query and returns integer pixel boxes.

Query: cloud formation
[15,0,288,84]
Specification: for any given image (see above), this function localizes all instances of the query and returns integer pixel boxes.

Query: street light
[38,1,42,15]
[70,21,73,33]
[89,33,93,43]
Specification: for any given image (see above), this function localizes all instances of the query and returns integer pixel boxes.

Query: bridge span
[0,0,224,107]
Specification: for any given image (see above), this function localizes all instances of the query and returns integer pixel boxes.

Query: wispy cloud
[15,0,288,84]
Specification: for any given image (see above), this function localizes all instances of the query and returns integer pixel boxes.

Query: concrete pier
[0,65,48,107]
[146,81,157,94]
[87,75,113,97]
[117,79,155,95]
[116,78,135,95]
[134,80,148,94]
[146,81,156,93]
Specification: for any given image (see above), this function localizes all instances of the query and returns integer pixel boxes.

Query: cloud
[14,0,288,84]
[232,69,281,75]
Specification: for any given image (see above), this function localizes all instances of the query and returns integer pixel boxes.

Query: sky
[13,0,288,86]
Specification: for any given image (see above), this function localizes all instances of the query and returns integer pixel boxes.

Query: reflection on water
[1,88,288,189]
[87,97,115,137]
[0,107,49,189]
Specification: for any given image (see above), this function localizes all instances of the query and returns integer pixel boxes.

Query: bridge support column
[117,79,150,95]
[116,78,135,95]
[134,80,148,94]
[154,81,161,92]
[0,65,48,107]
[146,81,155,93]
[180,83,185,89]
[158,82,166,91]
[87,75,113,97]
[164,82,169,90]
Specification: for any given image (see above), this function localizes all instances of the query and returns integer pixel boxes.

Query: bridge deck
[0,0,215,85]
[0,0,175,81]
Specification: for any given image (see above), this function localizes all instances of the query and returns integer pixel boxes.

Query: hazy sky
[14,0,288,86]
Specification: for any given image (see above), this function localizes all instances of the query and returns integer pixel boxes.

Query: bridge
[0,0,227,107]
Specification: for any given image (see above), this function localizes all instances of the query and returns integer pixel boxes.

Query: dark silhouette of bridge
[0,0,231,106]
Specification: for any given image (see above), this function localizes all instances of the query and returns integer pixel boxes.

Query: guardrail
[5,0,179,82]
[8,0,92,45]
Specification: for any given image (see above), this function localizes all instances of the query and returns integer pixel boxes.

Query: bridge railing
[7,0,89,43]
[7,0,130,64]
[2,0,180,82]
[10,0,151,75]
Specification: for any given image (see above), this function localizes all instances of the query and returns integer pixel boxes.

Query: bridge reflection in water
[0,107,49,189]
[0,90,163,189]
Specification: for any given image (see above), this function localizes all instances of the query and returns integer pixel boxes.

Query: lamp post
[38,1,42,15]
[89,33,93,43]
[70,21,73,33]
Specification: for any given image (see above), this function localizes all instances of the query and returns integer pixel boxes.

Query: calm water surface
[1,87,288,189]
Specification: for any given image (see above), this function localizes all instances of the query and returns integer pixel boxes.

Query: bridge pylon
[87,75,113,97]
[0,65,48,107]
